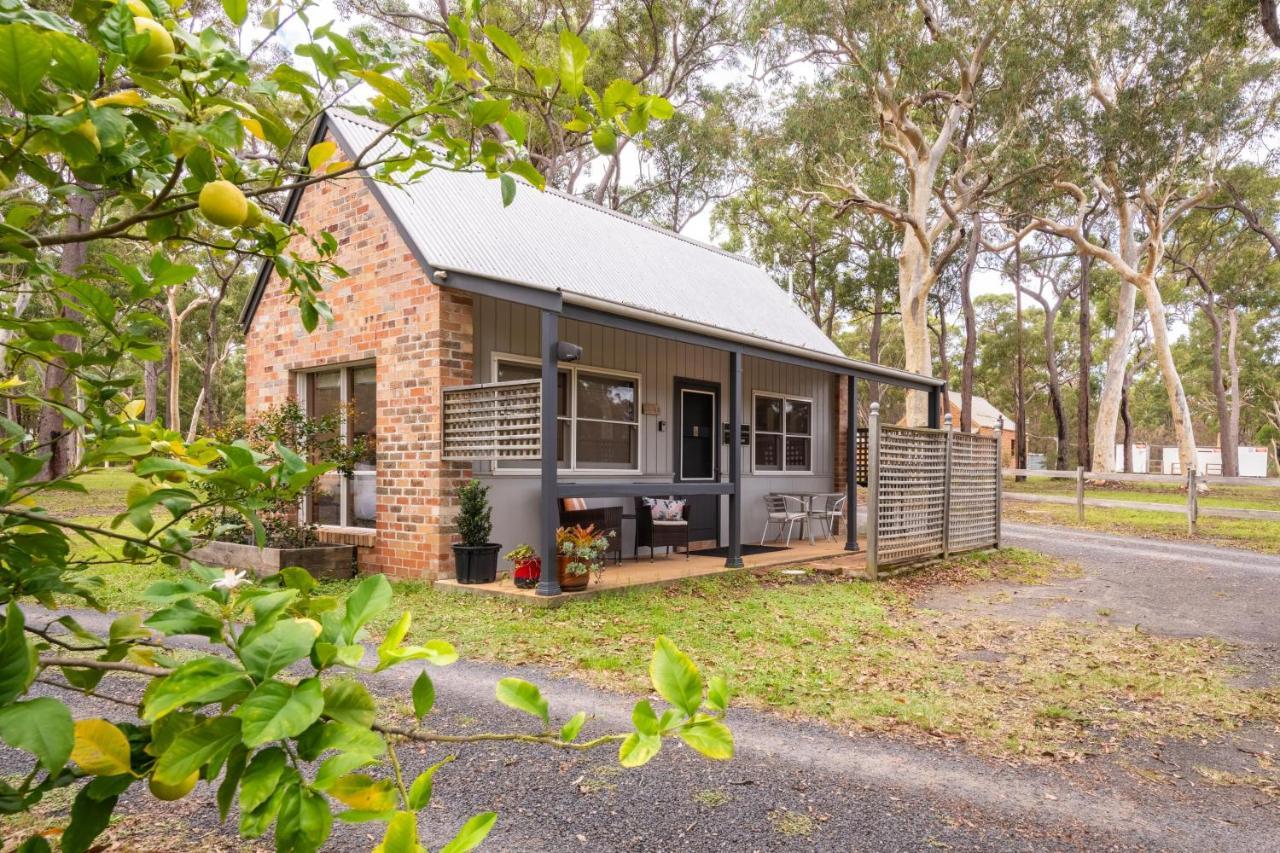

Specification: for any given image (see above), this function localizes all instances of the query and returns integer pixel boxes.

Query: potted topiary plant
[453,480,500,583]
[556,524,610,592]
[504,544,540,589]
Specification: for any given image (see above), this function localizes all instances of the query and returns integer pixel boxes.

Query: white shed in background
[1159,446,1270,477]
[1114,443,1151,473]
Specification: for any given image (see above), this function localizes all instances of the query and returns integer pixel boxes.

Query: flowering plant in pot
[556,524,611,591]
[453,480,500,583]
[504,544,540,589]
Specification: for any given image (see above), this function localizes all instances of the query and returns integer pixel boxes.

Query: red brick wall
[244,133,474,579]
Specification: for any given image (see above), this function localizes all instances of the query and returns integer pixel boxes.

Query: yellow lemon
[242,199,264,227]
[127,0,154,18]
[149,770,198,801]
[198,180,248,227]
[133,17,175,72]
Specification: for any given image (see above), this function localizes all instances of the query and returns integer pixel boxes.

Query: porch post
[845,374,859,552]
[726,349,743,568]
[536,309,561,596]
[927,386,941,429]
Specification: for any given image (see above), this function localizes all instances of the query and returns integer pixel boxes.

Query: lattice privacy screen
[442,380,541,461]
[867,418,1001,572]
[874,426,948,564]
[947,431,1000,552]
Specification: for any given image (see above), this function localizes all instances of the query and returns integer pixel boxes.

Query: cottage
[242,109,944,594]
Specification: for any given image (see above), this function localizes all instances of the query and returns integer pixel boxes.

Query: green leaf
[145,600,223,640]
[341,574,392,642]
[0,24,52,109]
[677,717,734,760]
[440,811,497,853]
[506,159,544,190]
[239,618,318,680]
[469,97,509,126]
[61,785,117,853]
[353,70,412,107]
[323,678,377,728]
[234,678,325,747]
[499,173,516,207]
[375,612,457,672]
[142,657,251,721]
[307,140,337,172]
[239,746,287,813]
[707,675,730,712]
[495,677,548,724]
[592,124,618,155]
[406,756,452,811]
[0,698,73,772]
[221,0,248,26]
[557,30,588,98]
[559,711,586,743]
[277,783,332,853]
[649,636,703,717]
[631,699,660,736]
[374,811,418,853]
[483,24,523,66]
[0,601,35,704]
[153,716,242,786]
[411,670,435,721]
[328,773,397,812]
[216,744,247,822]
[617,732,661,768]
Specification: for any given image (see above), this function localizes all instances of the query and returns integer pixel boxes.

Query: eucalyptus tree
[753,0,1052,424]
[1025,0,1278,474]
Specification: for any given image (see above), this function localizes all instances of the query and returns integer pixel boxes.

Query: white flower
[212,568,251,591]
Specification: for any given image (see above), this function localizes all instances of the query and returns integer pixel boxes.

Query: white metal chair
[760,494,807,545]
[809,494,846,540]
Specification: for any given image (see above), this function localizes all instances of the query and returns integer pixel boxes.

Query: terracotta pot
[556,554,590,591]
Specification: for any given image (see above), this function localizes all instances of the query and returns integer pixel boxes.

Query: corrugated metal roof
[327,109,845,358]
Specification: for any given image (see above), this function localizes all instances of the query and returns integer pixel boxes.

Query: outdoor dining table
[776,491,844,545]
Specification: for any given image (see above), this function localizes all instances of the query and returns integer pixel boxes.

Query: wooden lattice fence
[441,379,541,462]
[865,403,1001,577]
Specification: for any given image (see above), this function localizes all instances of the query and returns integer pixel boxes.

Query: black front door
[674,379,720,544]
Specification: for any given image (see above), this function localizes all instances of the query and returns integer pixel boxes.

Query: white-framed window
[752,392,812,473]
[297,362,376,528]
[492,353,640,473]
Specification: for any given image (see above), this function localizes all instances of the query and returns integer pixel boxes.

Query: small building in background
[1113,443,1151,474]
[944,391,1015,466]
[1158,446,1270,477]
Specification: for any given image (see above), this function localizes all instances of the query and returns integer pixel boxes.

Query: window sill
[316,526,377,548]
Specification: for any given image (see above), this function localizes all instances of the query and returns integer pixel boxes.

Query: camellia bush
[0,1,725,851]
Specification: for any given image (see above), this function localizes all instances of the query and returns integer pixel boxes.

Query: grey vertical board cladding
[471,296,837,562]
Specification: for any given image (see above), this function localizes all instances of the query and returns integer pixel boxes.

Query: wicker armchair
[633,496,691,561]
[558,501,623,565]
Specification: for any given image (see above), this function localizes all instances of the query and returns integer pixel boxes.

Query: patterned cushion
[562,497,588,512]
[643,497,686,521]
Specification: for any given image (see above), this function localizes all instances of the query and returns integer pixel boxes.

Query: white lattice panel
[442,380,541,461]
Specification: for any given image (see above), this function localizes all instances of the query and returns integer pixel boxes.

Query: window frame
[751,391,814,475]
[490,352,642,474]
[295,360,377,529]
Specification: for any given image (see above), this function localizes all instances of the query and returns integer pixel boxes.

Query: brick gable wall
[244,133,474,579]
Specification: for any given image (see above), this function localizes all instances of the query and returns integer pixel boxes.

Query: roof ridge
[323,108,763,272]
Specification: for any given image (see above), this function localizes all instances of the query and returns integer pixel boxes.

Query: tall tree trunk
[960,216,980,432]
[1142,285,1198,478]
[1120,369,1133,473]
[868,287,884,405]
[159,348,172,427]
[1076,253,1093,469]
[1013,241,1027,475]
[143,359,159,422]
[936,296,950,416]
[898,222,934,425]
[1225,306,1241,476]
[1043,308,1068,470]
[36,192,95,480]
[1091,279,1136,472]
[1203,302,1233,476]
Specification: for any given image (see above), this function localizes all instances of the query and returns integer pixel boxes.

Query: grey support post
[867,402,881,580]
[537,309,561,596]
[845,374,859,552]
[726,350,743,568]
[927,386,941,429]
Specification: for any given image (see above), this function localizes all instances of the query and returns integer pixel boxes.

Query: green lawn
[1005,501,1280,554]
[31,469,1280,765]
[1004,476,1280,511]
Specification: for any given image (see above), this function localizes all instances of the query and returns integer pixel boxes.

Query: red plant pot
[513,558,540,589]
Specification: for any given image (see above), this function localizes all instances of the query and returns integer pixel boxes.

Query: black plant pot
[453,543,500,584]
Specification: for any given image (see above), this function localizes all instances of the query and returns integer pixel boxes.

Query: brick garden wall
[244,132,474,579]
